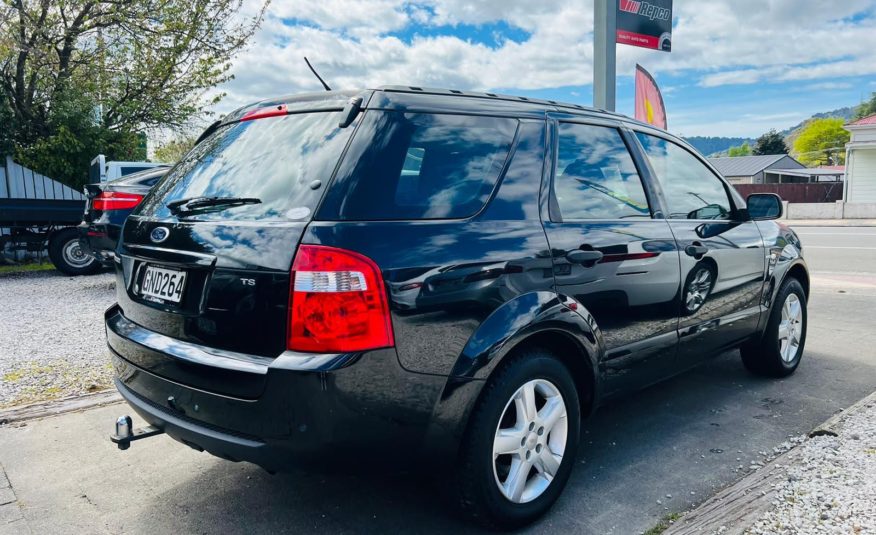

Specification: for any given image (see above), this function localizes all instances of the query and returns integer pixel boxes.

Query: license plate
[140,265,187,303]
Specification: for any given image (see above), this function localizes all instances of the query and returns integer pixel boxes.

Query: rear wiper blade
[167,196,261,215]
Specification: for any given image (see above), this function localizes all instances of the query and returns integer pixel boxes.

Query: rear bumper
[107,306,459,471]
[114,377,271,463]
[77,222,118,265]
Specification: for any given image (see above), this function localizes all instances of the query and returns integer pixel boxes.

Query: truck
[1,155,167,275]
[89,154,167,183]
[0,196,99,275]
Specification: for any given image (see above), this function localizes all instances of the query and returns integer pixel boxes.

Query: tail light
[92,191,144,211]
[288,245,394,353]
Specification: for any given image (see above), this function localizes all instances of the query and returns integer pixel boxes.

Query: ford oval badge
[150,227,170,243]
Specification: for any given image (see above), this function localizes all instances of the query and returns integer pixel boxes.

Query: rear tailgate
[110,97,365,396]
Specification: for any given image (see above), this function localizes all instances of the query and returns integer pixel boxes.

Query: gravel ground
[0,269,116,408]
[745,398,876,535]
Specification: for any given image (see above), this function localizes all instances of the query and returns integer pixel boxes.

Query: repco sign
[616,0,673,52]
[619,0,671,21]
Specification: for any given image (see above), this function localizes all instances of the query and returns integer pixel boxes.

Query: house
[763,166,844,184]
[708,154,806,184]
[843,114,876,203]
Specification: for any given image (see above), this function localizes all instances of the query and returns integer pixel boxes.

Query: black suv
[106,87,808,528]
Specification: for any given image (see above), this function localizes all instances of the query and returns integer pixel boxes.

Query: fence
[733,182,843,203]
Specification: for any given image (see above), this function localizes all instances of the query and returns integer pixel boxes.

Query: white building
[844,114,876,203]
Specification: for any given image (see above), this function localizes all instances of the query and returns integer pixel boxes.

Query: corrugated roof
[765,168,844,177]
[847,113,876,126]
[707,154,791,177]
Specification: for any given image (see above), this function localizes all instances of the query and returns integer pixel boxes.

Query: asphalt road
[1,225,876,535]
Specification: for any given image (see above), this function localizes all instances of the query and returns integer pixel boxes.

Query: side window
[320,112,518,220]
[635,133,733,220]
[554,123,651,220]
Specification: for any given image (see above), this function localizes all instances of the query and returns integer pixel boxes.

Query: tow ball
[110,415,164,450]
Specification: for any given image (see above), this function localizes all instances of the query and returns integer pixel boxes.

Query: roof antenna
[304,57,332,91]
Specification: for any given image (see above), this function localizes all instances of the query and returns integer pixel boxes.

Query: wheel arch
[448,291,602,414]
[784,261,810,298]
[502,328,598,418]
[754,258,809,336]
[421,292,603,463]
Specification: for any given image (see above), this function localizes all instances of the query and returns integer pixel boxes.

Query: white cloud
[210,0,876,118]
[266,0,410,33]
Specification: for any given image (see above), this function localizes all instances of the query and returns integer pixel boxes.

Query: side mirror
[747,193,783,220]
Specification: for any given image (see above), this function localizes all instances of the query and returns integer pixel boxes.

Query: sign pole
[593,0,617,111]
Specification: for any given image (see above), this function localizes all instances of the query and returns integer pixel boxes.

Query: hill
[684,105,858,157]
[684,136,751,156]
[780,106,857,137]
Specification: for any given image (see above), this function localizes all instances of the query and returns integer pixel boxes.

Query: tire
[741,278,807,377]
[456,349,580,529]
[48,228,101,276]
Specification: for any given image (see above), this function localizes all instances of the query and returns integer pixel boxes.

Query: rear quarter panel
[304,118,557,377]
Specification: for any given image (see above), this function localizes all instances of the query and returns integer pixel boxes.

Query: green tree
[792,118,850,166]
[154,136,197,164]
[752,129,788,155]
[854,92,876,120]
[727,142,752,157]
[0,0,266,188]
[13,87,145,183]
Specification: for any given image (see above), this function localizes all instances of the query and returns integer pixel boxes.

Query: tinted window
[111,168,168,186]
[138,112,355,221]
[121,166,157,176]
[554,123,650,220]
[635,133,733,220]
[319,112,518,220]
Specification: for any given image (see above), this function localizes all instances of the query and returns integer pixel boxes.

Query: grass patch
[0,262,56,274]
[3,364,54,383]
[0,361,114,409]
[644,512,682,535]
[2,370,24,382]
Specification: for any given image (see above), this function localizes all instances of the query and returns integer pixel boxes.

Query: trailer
[0,156,100,275]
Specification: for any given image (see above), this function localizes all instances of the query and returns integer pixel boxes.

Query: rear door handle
[566,250,604,265]
[685,244,708,258]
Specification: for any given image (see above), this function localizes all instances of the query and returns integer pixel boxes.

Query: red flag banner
[635,64,667,129]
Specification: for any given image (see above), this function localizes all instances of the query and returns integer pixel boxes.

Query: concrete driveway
[1,225,875,534]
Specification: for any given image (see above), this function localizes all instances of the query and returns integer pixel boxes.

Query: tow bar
[110,415,164,450]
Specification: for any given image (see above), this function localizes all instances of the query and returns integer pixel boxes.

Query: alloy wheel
[778,293,803,363]
[62,239,94,268]
[492,379,568,504]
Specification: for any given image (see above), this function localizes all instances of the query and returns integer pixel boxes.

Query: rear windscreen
[110,168,168,186]
[318,112,518,220]
[121,166,156,176]
[137,112,355,221]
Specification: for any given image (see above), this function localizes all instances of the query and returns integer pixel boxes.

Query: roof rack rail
[375,85,630,120]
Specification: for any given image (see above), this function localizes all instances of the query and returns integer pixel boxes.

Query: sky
[213,0,876,138]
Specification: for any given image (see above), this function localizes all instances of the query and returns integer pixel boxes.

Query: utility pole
[593,0,617,111]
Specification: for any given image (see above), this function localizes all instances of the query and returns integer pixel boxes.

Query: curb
[664,390,876,535]
[808,389,876,437]
[785,220,876,227]
[0,390,122,425]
